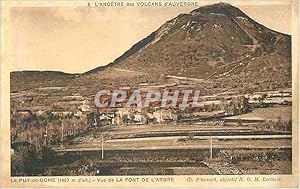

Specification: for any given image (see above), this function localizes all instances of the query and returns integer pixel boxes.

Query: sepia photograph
[1,0,299,188]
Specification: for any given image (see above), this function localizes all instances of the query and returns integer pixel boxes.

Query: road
[107,134,291,142]
[113,67,204,81]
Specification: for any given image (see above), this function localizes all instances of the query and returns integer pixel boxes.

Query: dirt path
[166,75,204,82]
[232,17,261,52]
[113,68,141,73]
[113,68,204,82]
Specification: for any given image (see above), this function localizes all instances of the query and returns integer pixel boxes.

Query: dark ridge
[10,70,76,76]
[10,71,76,79]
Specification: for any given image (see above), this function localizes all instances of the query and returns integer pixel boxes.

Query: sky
[8,2,293,73]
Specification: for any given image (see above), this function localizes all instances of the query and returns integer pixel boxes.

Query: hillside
[10,71,76,92]
[85,3,291,89]
[11,3,292,93]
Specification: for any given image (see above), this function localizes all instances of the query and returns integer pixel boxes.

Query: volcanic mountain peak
[12,3,290,92]
[191,2,247,17]
[85,3,254,75]
[81,3,291,89]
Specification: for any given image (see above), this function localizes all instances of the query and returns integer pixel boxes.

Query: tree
[259,93,267,104]
[11,147,37,176]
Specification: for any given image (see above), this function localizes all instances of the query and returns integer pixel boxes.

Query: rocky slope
[11,3,291,93]
[87,3,291,85]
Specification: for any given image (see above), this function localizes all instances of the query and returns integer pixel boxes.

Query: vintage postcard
[0,0,299,188]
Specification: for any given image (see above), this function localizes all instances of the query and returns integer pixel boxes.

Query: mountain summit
[86,2,291,87]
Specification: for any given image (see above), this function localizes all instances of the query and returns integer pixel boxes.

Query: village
[10,84,292,141]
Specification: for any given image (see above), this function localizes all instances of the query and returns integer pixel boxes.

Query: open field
[54,122,291,151]
[58,138,291,151]
[42,119,292,176]
[225,106,292,121]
